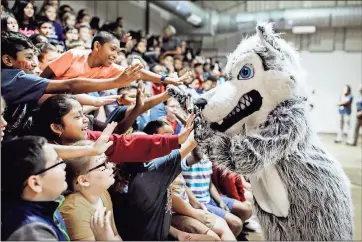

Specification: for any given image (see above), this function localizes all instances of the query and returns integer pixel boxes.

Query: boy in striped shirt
[182,158,253,237]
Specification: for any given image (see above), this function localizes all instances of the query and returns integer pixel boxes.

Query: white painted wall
[300,51,362,134]
[201,28,362,134]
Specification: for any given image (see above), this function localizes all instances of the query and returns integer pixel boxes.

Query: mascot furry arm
[168,23,353,241]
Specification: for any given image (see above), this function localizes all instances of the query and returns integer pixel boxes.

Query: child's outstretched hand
[177,113,195,144]
[135,80,145,108]
[90,122,117,156]
[116,64,143,86]
[93,95,120,107]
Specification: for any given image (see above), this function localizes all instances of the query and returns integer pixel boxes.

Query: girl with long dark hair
[12,0,36,36]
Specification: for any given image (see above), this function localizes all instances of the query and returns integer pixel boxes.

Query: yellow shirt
[59,191,118,241]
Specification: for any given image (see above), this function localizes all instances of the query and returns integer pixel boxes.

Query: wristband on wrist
[161,75,167,83]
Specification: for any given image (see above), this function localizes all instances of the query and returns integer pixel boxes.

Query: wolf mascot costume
[168,23,353,240]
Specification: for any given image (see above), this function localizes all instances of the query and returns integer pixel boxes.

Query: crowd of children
[1,0,261,240]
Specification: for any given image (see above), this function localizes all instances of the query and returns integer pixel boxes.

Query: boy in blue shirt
[1,31,141,139]
[1,125,117,240]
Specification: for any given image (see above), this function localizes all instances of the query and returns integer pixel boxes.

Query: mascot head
[195,22,307,135]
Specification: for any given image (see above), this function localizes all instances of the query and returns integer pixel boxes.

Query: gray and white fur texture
[167,22,353,241]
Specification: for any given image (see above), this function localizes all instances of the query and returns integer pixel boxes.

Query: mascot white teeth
[168,22,353,241]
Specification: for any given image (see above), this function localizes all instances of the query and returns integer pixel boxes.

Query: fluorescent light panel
[187,14,203,25]
[292,26,316,34]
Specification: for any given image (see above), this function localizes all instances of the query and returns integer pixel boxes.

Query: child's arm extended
[49,122,117,159]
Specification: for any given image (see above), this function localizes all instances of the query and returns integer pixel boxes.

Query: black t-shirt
[2,69,49,139]
[3,102,38,139]
[113,150,181,241]
[18,23,36,36]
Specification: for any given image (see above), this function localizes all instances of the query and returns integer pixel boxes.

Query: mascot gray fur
[167,22,353,240]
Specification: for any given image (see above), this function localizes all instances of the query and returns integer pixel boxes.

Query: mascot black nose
[194,98,208,109]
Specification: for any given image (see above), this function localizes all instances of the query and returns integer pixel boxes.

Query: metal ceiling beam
[151,1,362,36]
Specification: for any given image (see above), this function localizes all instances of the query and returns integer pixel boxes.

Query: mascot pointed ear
[256,22,282,53]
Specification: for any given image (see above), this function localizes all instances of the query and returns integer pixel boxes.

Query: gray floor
[248,134,362,241]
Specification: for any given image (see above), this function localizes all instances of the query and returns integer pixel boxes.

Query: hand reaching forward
[116,64,143,87]
[90,122,117,156]
[93,95,120,107]
[178,113,195,144]
[135,80,145,108]
[167,71,193,86]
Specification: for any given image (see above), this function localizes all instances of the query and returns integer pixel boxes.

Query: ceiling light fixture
[292,26,316,34]
[187,14,203,26]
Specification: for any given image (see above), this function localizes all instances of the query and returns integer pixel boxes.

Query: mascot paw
[166,85,189,110]
[194,115,218,157]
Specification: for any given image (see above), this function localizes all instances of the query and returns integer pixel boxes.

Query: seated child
[182,159,253,237]
[1,130,115,240]
[1,31,142,139]
[111,120,216,241]
[106,81,169,133]
[32,94,194,164]
[60,140,122,241]
[146,120,237,240]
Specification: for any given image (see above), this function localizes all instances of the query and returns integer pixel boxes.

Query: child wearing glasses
[59,140,121,241]
[1,129,115,241]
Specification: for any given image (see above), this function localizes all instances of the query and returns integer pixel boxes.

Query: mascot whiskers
[168,22,353,240]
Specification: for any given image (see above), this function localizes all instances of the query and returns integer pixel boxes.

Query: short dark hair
[78,22,90,30]
[2,136,48,198]
[89,17,100,30]
[150,62,161,72]
[63,25,76,34]
[117,85,137,95]
[32,94,77,141]
[59,4,73,13]
[143,120,171,134]
[91,31,118,50]
[194,63,202,68]
[1,31,35,68]
[206,76,217,82]
[29,33,46,45]
[162,53,174,60]
[36,15,53,28]
[76,10,89,23]
[48,39,64,47]
[35,42,57,62]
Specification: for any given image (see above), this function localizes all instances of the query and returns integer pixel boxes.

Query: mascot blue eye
[238,65,254,80]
